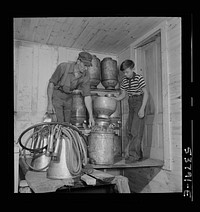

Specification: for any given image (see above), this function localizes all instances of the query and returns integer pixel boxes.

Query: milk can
[88,55,101,89]
[70,90,86,128]
[101,57,118,89]
[88,130,115,165]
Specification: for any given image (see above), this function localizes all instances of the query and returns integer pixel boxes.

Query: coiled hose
[18,122,88,176]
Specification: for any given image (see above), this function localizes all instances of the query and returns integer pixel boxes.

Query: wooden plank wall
[117,17,182,192]
[14,40,117,142]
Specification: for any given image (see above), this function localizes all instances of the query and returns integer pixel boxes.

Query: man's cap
[78,52,92,67]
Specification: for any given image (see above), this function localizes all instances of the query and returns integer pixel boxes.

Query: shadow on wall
[125,167,161,193]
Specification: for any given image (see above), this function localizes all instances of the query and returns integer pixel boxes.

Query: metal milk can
[70,90,86,128]
[101,57,119,90]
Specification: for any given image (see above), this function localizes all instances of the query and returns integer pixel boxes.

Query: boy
[111,60,148,161]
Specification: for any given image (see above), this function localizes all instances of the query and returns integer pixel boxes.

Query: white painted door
[137,33,164,160]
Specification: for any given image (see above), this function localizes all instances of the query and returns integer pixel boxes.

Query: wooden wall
[14,40,117,142]
[117,17,182,192]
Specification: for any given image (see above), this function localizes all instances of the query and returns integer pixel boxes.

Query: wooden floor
[91,157,164,169]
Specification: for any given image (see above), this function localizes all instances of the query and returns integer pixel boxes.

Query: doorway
[136,31,164,161]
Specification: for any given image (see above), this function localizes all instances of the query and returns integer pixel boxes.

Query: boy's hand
[138,108,145,118]
[108,95,119,101]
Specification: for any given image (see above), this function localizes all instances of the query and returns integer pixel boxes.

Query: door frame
[139,33,164,160]
[130,20,171,170]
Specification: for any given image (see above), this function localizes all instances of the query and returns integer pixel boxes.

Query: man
[47,51,95,128]
[111,59,148,161]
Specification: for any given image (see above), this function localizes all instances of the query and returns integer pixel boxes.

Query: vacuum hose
[18,122,88,176]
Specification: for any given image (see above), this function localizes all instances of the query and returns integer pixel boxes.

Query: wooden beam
[46,19,64,45]
[28,18,40,42]
[57,18,81,47]
[81,174,96,185]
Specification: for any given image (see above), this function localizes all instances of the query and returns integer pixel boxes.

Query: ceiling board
[14,17,170,55]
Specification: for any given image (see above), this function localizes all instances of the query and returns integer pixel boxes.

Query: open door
[137,32,164,161]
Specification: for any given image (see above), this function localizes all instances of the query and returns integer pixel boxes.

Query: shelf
[91,157,164,169]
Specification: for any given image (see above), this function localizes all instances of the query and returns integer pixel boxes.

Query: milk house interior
[13,17,182,194]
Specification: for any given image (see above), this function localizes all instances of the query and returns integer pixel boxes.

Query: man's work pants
[52,90,72,123]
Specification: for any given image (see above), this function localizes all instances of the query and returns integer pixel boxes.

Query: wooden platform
[91,157,164,169]
[19,156,164,175]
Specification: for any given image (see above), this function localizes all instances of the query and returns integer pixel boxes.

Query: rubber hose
[18,122,87,173]
[26,126,47,152]
[61,127,87,176]
[22,129,51,171]
[61,128,82,176]
[18,124,50,152]
[18,122,86,151]
[72,130,87,166]
[66,128,83,175]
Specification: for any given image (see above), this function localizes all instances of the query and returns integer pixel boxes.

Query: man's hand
[84,96,95,128]
[88,116,95,128]
[47,103,56,114]
[47,82,56,114]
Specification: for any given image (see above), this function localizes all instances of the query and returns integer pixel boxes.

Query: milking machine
[18,115,88,179]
